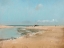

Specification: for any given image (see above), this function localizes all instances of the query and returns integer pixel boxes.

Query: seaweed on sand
[17,28,43,36]
[26,29,43,33]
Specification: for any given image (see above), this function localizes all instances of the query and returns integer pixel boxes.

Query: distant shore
[0,25,14,29]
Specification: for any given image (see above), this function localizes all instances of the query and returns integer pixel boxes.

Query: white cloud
[51,19,58,22]
[38,20,50,22]
[35,4,43,10]
[37,19,58,23]
[52,19,54,21]
[43,20,49,22]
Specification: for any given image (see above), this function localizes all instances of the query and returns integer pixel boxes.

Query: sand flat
[0,26,64,48]
[0,25,14,29]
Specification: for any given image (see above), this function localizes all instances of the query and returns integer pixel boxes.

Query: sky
[0,0,64,25]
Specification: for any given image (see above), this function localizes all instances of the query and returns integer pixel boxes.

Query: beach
[0,26,64,48]
[0,25,14,29]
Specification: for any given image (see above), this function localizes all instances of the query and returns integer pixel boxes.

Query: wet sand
[0,26,64,48]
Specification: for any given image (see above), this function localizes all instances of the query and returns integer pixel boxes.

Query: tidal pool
[0,26,26,39]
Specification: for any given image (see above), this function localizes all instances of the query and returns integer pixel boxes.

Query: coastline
[0,26,64,48]
[0,25,14,29]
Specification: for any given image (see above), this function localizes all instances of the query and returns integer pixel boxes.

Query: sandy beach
[0,26,64,48]
[0,25,14,29]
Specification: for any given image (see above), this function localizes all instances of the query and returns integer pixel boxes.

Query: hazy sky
[0,0,64,25]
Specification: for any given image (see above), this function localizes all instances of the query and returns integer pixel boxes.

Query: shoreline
[0,26,64,48]
[0,25,14,29]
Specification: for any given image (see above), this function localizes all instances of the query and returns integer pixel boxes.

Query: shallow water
[0,26,26,39]
[0,26,41,39]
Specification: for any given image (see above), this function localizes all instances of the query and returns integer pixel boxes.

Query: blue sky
[0,0,64,25]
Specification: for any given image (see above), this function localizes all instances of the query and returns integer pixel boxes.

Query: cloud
[51,19,58,22]
[37,20,50,22]
[35,4,43,10]
[37,19,58,23]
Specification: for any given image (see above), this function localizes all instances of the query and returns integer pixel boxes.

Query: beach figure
[55,25,56,27]
[34,25,39,27]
